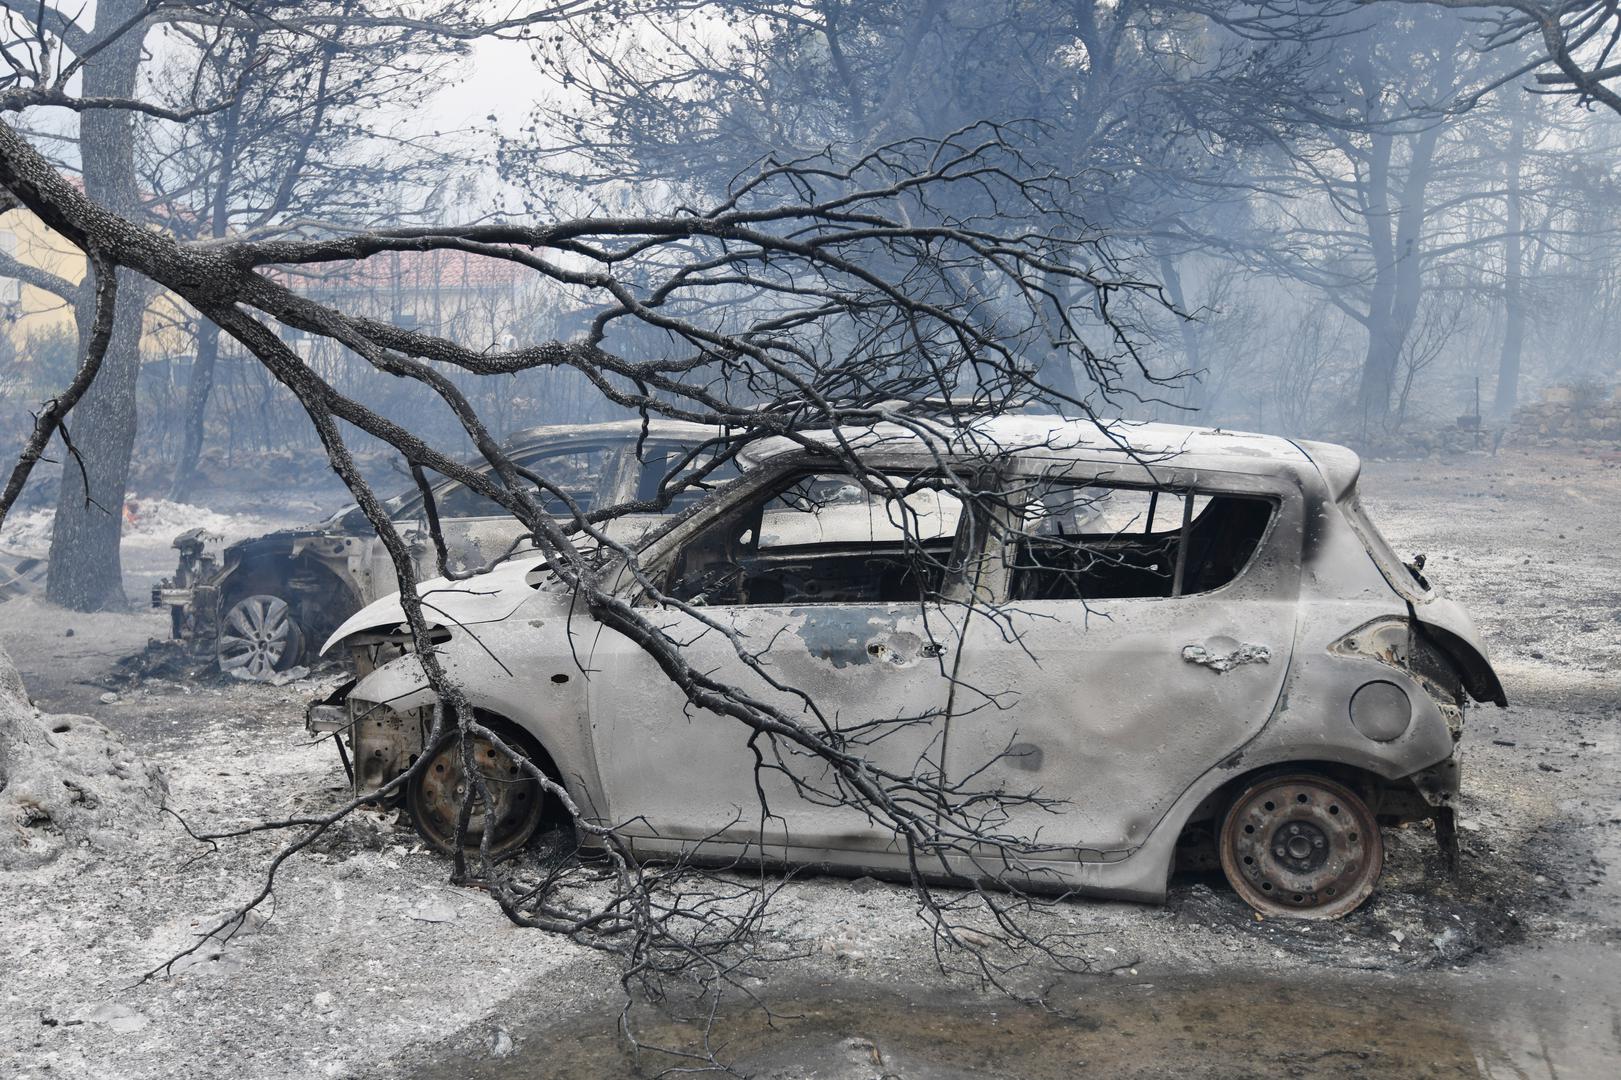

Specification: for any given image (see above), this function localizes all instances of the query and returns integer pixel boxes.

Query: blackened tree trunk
[1493,98,1528,419]
[167,38,254,503]
[45,0,149,611]
[1157,253,1206,412]
[1356,120,1444,435]
[168,320,219,502]
[1355,131,1400,432]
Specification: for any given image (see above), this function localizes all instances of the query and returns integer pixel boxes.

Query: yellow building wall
[0,208,193,364]
[0,208,84,348]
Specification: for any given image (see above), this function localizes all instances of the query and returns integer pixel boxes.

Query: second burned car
[156,420,732,680]
[313,415,1504,919]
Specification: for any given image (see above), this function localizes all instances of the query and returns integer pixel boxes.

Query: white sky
[433,36,551,132]
[32,3,561,141]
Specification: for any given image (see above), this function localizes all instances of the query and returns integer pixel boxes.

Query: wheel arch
[466,707,576,833]
[221,549,357,601]
[1168,752,1437,880]
[1182,759,1399,830]
[217,548,363,648]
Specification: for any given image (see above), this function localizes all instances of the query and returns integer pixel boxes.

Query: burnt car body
[313,416,1504,917]
[157,420,729,679]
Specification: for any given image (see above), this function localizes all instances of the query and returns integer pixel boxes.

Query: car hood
[321,554,552,655]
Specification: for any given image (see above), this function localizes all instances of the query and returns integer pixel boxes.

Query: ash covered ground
[1,446,1617,1079]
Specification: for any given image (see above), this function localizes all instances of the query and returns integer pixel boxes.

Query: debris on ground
[110,638,212,686]
[109,635,338,691]
[0,645,166,871]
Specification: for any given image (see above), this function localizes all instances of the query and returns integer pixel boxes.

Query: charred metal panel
[586,600,965,851]
[1182,641,1272,672]
[943,465,1302,858]
[337,607,606,825]
[350,699,427,797]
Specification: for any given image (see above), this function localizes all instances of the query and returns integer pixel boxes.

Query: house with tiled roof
[269,248,532,339]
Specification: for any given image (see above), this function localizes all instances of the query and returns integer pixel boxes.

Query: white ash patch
[0,645,166,871]
[0,496,292,581]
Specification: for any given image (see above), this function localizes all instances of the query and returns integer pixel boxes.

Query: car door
[942,465,1300,859]
[584,466,979,857]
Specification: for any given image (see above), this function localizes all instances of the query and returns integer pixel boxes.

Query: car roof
[739,414,1326,479]
[501,418,726,451]
[496,413,1348,492]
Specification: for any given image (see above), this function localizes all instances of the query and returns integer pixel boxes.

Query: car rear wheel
[1218,773,1384,919]
[406,730,544,860]
[217,593,306,681]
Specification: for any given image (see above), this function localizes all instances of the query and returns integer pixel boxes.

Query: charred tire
[1218,772,1383,919]
[406,728,545,860]
[217,593,307,680]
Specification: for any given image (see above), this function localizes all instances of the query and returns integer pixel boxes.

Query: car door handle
[865,639,947,663]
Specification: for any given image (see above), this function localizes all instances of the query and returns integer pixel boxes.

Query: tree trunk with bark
[1493,100,1527,419]
[1157,253,1206,413]
[45,0,148,611]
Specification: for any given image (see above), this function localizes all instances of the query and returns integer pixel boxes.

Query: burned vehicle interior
[1010,481,1276,601]
[425,442,614,519]
[664,471,966,606]
[661,465,1276,607]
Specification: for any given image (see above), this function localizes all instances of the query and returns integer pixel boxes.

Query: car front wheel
[1218,772,1384,919]
[217,593,306,681]
[406,730,544,860]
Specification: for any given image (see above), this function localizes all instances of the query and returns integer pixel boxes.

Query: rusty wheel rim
[407,735,543,859]
[1219,773,1383,919]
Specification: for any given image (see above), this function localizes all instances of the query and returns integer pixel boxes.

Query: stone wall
[1511,383,1621,447]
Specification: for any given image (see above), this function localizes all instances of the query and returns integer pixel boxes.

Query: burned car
[313,416,1504,918]
[157,420,731,680]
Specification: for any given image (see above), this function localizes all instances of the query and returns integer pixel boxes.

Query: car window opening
[634,442,743,514]
[433,445,614,519]
[1010,482,1274,601]
[664,471,964,606]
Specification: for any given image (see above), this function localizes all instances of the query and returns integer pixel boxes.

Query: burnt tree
[0,0,595,608]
